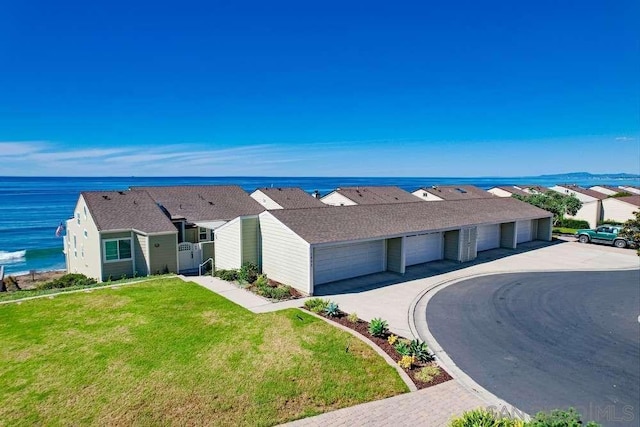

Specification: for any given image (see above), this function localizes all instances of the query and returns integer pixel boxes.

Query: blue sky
[1,0,638,177]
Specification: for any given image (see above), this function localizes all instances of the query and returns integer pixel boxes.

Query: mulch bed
[304,309,452,390]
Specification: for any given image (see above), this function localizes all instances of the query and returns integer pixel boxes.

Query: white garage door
[313,240,385,285]
[516,220,533,244]
[405,233,443,266]
[477,224,500,252]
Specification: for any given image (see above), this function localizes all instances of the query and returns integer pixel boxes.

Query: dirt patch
[306,309,453,390]
[11,270,66,290]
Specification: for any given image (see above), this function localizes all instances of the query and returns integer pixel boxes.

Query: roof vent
[208,201,214,205]
[118,191,125,195]
[102,195,111,200]
[456,188,467,194]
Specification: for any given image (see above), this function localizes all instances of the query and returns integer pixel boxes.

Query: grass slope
[0,278,407,426]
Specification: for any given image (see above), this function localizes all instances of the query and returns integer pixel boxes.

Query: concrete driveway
[291,239,639,338]
[426,270,640,427]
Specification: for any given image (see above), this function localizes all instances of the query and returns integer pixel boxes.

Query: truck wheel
[578,235,590,244]
[614,239,627,249]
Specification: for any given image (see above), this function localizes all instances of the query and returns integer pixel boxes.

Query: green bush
[368,317,388,337]
[415,365,441,383]
[557,218,590,229]
[347,312,359,323]
[450,409,522,427]
[597,219,623,226]
[529,408,600,427]
[304,298,329,313]
[215,269,238,281]
[255,274,269,288]
[238,262,259,284]
[408,339,433,362]
[324,301,340,317]
[37,273,96,290]
[394,340,410,356]
[256,284,291,300]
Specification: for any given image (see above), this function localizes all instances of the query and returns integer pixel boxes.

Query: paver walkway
[282,380,484,427]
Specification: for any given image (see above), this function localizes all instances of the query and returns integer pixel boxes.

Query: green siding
[134,233,149,276]
[102,260,133,281]
[241,217,260,267]
[148,234,178,275]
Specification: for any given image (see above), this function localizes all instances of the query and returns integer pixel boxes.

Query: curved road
[427,270,640,427]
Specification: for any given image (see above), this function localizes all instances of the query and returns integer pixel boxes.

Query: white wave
[0,250,27,262]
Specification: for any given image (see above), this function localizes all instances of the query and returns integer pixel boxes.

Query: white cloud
[0,141,48,156]
[615,136,636,142]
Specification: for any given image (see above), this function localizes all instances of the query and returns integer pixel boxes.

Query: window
[81,245,84,258]
[83,206,87,220]
[83,229,88,238]
[76,213,80,225]
[73,235,77,258]
[104,238,132,262]
[199,227,209,241]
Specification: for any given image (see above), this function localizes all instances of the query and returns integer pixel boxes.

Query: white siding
[259,213,311,293]
[620,186,640,195]
[405,233,443,266]
[516,220,533,244]
[214,218,242,270]
[320,192,357,206]
[589,186,618,196]
[601,198,638,223]
[250,190,283,210]
[487,188,514,198]
[477,224,501,251]
[549,185,599,203]
[565,200,601,228]
[65,195,102,281]
[411,189,444,201]
[314,240,385,285]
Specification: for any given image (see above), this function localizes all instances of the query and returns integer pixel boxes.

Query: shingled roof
[255,187,327,209]
[557,184,608,200]
[330,186,422,205]
[268,197,552,244]
[613,196,640,207]
[81,190,176,234]
[494,186,529,197]
[419,185,493,200]
[133,185,265,222]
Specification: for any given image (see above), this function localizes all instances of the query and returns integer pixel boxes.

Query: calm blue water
[1,175,638,276]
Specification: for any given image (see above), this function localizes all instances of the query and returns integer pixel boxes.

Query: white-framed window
[73,234,77,258]
[76,213,81,225]
[83,229,88,238]
[103,238,132,262]
[81,245,84,259]
[83,206,87,220]
[199,227,209,241]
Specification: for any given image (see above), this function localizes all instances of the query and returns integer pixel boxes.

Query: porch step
[179,268,200,276]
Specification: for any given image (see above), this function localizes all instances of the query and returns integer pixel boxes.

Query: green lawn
[0,278,407,426]
[553,227,578,235]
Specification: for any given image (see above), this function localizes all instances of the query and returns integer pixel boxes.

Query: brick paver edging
[303,309,418,392]
[0,275,177,305]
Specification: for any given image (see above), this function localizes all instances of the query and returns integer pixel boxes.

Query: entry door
[178,242,202,271]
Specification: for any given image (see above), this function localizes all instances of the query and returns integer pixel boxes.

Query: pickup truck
[575,225,637,249]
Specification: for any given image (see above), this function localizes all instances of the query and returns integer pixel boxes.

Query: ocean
[1,175,638,276]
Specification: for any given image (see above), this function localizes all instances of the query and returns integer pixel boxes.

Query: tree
[512,191,583,226]
[619,210,640,256]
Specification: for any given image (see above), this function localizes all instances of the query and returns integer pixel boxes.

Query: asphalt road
[426,270,640,427]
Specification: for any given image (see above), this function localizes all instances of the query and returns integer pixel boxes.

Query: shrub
[37,273,96,290]
[529,408,600,427]
[347,312,359,323]
[397,355,415,369]
[598,219,623,226]
[255,274,269,288]
[257,285,291,300]
[394,340,410,356]
[368,317,388,337]
[324,301,340,317]
[215,269,238,281]
[415,364,441,382]
[556,218,589,229]
[387,334,398,345]
[238,262,259,284]
[409,339,433,362]
[304,298,329,313]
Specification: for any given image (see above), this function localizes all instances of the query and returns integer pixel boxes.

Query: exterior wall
[148,233,178,275]
[101,231,134,281]
[458,227,477,262]
[443,230,460,260]
[185,228,198,243]
[601,199,638,223]
[487,188,514,198]
[411,189,444,201]
[214,218,242,270]
[386,237,404,274]
[590,186,618,196]
[250,190,283,210]
[550,185,598,203]
[500,222,517,249]
[65,195,102,281]
[259,213,311,294]
[536,217,553,241]
[241,217,261,267]
[320,192,357,206]
[565,200,601,228]
[134,233,149,276]
[201,241,215,264]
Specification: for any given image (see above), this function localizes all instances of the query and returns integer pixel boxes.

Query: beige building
[321,186,422,206]
[601,196,640,223]
[550,184,607,228]
[414,185,493,201]
[250,187,326,210]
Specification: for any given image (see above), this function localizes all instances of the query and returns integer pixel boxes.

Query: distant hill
[538,172,640,180]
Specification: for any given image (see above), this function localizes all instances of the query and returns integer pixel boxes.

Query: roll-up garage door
[476,224,500,251]
[516,220,533,243]
[405,233,443,266]
[313,240,385,285]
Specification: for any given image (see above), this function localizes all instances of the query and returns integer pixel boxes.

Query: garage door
[313,240,385,285]
[516,220,533,244]
[477,224,500,252]
[405,233,443,266]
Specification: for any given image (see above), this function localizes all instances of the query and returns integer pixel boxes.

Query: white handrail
[199,258,214,276]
